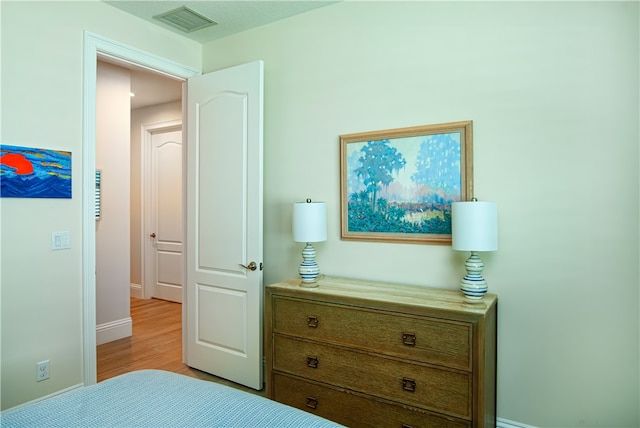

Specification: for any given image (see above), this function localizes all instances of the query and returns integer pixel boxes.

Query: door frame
[142,120,183,301]
[82,32,199,385]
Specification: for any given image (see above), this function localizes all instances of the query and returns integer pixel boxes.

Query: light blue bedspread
[1,370,342,427]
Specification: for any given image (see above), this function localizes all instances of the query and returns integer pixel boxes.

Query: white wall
[201,2,639,427]
[95,61,131,343]
[0,0,200,410]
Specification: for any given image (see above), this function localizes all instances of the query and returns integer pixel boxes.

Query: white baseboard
[4,383,83,412]
[497,417,538,428]
[130,283,142,299]
[96,317,132,345]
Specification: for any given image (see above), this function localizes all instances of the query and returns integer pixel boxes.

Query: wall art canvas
[1,145,72,198]
[340,121,473,244]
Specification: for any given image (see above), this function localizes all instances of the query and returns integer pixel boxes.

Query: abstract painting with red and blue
[1,145,72,198]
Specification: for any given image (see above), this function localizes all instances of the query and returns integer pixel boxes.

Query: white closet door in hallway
[145,124,183,303]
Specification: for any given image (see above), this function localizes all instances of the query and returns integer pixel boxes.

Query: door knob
[239,261,257,271]
[150,233,156,238]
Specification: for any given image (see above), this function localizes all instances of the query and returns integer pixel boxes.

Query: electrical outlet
[36,360,50,382]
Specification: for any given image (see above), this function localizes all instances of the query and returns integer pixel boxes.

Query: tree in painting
[348,139,411,233]
[353,140,406,212]
[411,133,461,197]
[407,133,462,234]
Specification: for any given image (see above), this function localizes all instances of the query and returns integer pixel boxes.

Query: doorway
[83,32,200,384]
[95,59,184,372]
[85,34,265,390]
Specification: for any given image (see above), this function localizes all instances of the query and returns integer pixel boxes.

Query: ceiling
[103,1,338,44]
[102,1,338,109]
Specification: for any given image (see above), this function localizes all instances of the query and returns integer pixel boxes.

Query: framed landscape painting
[340,121,473,244]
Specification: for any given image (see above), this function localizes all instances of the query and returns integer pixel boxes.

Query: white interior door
[146,124,183,302]
[185,61,264,389]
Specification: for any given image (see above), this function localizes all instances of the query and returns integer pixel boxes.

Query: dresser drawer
[274,335,471,419]
[273,296,472,370]
[274,373,470,428]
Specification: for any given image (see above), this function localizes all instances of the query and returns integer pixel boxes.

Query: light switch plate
[51,231,71,250]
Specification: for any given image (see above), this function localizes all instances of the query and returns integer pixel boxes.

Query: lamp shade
[451,201,498,251]
[293,201,327,243]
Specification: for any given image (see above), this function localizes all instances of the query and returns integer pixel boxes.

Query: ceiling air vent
[153,6,217,33]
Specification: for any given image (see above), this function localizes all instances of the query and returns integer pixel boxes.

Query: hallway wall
[95,61,131,344]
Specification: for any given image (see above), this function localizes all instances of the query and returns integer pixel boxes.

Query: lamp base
[459,252,488,300]
[299,280,319,288]
[299,243,320,288]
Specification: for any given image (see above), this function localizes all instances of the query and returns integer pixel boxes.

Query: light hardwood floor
[97,297,263,395]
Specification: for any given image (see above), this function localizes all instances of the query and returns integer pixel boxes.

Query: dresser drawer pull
[402,377,417,392]
[307,316,319,328]
[402,333,416,346]
[307,356,319,368]
[306,396,318,409]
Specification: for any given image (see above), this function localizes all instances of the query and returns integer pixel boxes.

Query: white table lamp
[293,199,327,287]
[451,200,498,300]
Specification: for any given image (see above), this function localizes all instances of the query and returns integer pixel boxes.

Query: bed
[1,369,343,427]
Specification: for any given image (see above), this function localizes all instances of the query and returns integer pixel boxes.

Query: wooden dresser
[265,276,497,428]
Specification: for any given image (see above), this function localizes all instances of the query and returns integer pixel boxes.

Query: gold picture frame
[340,121,473,244]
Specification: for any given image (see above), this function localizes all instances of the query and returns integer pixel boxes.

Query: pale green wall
[0,0,200,410]
[1,0,638,426]
[201,2,639,427]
